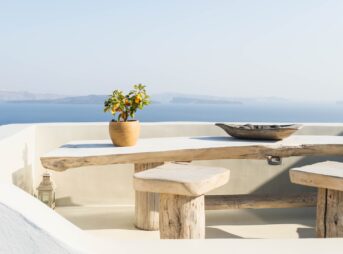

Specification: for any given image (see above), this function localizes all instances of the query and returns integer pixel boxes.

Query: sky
[0,0,342,100]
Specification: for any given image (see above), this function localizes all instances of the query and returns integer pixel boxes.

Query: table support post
[316,188,343,238]
[134,162,163,231]
[316,188,327,237]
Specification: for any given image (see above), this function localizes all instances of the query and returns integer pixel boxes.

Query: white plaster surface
[3,123,343,254]
[0,183,121,254]
[1,183,343,254]
[3,122,343,206]
[43,135,343,158]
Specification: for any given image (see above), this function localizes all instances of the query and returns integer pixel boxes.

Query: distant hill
[11,95,108,104]
[2,90,292,105]
[4,91,242,104]
[0,90,65,101]
[52,95,107,104]
[152,93,289,104]
[171,97,241,105]
[9,95,162,104]
[151,92,240,103]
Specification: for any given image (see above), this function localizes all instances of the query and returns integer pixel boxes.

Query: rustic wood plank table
[41,135,343,230]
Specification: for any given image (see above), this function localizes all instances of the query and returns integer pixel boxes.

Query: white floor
[56,206,316,240]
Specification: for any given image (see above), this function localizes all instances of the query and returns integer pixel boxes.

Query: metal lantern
[37,172,56,209]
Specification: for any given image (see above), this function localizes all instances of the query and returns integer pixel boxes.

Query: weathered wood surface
[290,161,343,237]
[134,163,230,196]
[159,193,205,239]
[316,188,343,237]
[325,189,343,237]
[290,161,343,192]
[41,135,343,171]
[205,192,317,210]
[316,188,327,238]
[215,123,301,140]
[134,162,163,231]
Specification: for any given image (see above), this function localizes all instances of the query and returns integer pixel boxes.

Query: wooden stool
[133,163,230,239]
[290,161,343,238]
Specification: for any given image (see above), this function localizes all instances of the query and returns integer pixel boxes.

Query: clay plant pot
[109,120,140,147]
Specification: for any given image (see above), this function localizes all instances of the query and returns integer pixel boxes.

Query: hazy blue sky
[0,0,342,100]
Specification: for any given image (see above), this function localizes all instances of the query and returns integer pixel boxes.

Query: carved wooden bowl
[215,123,302,140]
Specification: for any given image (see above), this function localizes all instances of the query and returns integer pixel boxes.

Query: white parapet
[1,122,343,206]
[1,183,343,254]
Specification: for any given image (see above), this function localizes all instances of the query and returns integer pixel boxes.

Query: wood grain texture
[205,192,317,210]
[215,123,301,140]
[134,162,163,231]
[134,163,230,196]
[316,188,343,238]
[290,162,343,237]
[325,189,343,237]
[316,188,327,238]
[159,193,205,239]
[290,161,343,192]
[41,135,343,171]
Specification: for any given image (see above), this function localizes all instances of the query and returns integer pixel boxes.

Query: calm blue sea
[1,102,343,124]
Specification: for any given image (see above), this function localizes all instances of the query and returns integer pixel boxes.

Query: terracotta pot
[109,120,140,147]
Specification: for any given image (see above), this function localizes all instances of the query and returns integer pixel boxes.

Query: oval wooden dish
[215,123,302,140]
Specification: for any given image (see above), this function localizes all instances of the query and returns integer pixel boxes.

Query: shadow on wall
[55,196,81,207]
[246,131,343,227]
[252,130,343,195]
[11,144,34,195]
[252,155,343,195]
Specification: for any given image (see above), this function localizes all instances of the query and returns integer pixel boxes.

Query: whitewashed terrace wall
[1,122,343,207]
[0,125,36,194]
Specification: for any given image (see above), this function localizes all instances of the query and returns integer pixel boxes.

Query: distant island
[10,95,107,104]
[1,90,244,105]
[171,97,241,105]
[0,90,65,101]
[1,90,300,105]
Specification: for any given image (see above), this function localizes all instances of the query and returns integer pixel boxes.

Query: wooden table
[41,135,343,230]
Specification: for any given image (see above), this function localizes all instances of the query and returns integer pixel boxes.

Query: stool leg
[326,189,343,237]
[159,193,205,239]
[316,188,326,237]
[134,162,163,231]
[316,188,343,237]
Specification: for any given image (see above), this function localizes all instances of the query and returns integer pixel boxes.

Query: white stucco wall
[1,122,343,206]
[0,124,36,194]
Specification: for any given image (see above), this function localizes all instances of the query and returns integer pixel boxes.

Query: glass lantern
[37,172,56,209]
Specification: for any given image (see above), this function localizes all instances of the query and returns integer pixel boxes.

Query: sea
[1,101,343,125]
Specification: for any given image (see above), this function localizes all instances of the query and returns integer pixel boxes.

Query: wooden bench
[133,163,230,239]
[289,161,343,238]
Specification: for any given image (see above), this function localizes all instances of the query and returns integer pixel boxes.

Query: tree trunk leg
[316,188,327,238]
[159,193,205,239]
[134,162,163,231]
[316,188,343,238]
[325,189,343,237]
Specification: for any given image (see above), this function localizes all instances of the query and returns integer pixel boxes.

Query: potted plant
[104,84,150,147]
